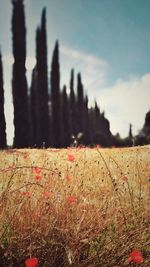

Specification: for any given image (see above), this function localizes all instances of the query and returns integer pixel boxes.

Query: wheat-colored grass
[0,146,149,266]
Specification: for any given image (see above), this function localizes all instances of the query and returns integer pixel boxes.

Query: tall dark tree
[92,101,112,146]
[35,8,49,147]
[0,50,6,148]
[88,107,96,145]
[69,69,77,136]
[62,85,70,147]
[99,111,111,136]
[30,66,38,146]
[84,95,91,145]
[94,101,100,132]
[129,123,133,139]
[11,0,31,148]
[143,110,150,134]
[77,73,84,133]
[51,41,61,147]
[135,110,150,145]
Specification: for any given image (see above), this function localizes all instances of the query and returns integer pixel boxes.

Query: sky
[0,0,150,145]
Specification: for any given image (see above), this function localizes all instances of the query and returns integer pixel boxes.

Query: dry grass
[0,145,149,266]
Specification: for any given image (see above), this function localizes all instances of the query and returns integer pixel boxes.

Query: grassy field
[0,145,149,267]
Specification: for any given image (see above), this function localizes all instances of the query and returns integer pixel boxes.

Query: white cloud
[3,53,36,70]
[59,46,150,138]
[60,45,109,93]
[3,53,36,146]
[3,54,14,65]
[4,92,14,147]
[26,56,36,70]
[97,74,150,137]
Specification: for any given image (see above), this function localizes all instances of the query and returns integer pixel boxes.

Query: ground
[0,145,149,266]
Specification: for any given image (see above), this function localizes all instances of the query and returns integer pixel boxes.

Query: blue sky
[0,0,150,145]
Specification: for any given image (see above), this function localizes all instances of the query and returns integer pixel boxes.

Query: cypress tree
[11,0,31,148]
[89,107,95,145]
[0,50,6,148]
[100,112,111,135]
[51,40,61,148]
[48,94,53,148]
[94,101,101,132]
[35,8,49,147]
[93,101,112,146]
[62,85,70,147]
[30,66,38,146]
[129,123,133,139]
[69,69,77,136]
[77,73,84,133]
[144,110,150,129]
[84,95,90,145]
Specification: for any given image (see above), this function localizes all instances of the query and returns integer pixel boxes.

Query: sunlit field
[0,146,149,267]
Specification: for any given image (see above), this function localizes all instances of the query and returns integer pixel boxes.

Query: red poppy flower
[43,191,54,198]
[66,175,71,182]
[68,154,75,162]
[25,257,39,267]
[23,152,29,160]
[35,174,42,181]
[32,167,42,174]
[122,175,128,182]
[22,191,32,197]
[96,144,101,148]
[67,195,77,204]
[128,249,144,264]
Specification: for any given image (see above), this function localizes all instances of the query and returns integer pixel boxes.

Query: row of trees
[0,0,149,149]
[0,0,113,149]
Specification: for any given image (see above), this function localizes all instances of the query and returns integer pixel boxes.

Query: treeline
[134,110,150,146]
[0,0,149,149]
